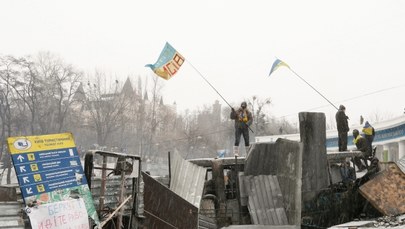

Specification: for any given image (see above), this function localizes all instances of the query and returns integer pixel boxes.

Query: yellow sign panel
[33,174,42,182]
[36,184,45,193]
[7,133,76,155]
[27,154,35,161]
[30,164,39,172]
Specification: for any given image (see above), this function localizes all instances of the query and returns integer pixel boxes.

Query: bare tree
[83,71,132,146]
[181,110,201,159]
[367,109,394,124]
[247,96,272,136]
[0,56,17,184]
[35,52,83,132]
[0,56,16,141]
[1,56,41,135]
[143,75,166,159]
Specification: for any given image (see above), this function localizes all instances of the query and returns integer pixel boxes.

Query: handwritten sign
[27,198,89,229]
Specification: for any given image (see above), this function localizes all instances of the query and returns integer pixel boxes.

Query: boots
[233,146,239,157]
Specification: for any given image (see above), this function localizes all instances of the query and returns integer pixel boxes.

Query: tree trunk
[6,159,11,184]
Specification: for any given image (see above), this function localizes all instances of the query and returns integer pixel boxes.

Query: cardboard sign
[26,198,89,229]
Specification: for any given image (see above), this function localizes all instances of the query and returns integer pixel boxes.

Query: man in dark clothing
[336,104,349,151]
[352,129,372,172]
[340,161,356,184]
[230,102,253,156]
[362,121,375,154]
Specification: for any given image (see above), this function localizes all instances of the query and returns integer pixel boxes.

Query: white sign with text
[27,198,89,229]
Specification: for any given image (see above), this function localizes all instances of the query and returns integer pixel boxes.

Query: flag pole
[288,67,339,111]
[186,60,233,109]
[187,60,254,133]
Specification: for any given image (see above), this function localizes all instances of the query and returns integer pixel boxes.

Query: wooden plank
[359,162,405,215]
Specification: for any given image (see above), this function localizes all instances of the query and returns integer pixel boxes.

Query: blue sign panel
[13,156,82,175]
[13,153,86,198]
[11,147,79,166]
[7,134,87,199]
[326,123,405,148]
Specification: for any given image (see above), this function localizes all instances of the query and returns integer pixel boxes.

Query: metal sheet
[359,162,405,215]
[244,139,303,226]
[143,172,198,229]
[188,157,245,168]
[326,151,363,161]
[198,214,217,229]
[170,151,207,208]
[241,175,288,225]
[397,156,405,173]
[0,185,18,201]
[0,201,24,228]
[221,225,298,229]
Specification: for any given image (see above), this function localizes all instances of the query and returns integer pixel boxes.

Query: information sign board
[7,133,99,226]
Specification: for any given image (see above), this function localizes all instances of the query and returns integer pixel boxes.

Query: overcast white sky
[1,0,405,128]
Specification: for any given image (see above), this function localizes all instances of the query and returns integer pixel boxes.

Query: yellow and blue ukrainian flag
[268,58,290,77]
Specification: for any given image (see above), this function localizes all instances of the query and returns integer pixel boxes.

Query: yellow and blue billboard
[7,133,99,226]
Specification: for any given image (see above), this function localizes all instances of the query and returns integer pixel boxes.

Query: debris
[359,162,405,216]
[373,215,405,227]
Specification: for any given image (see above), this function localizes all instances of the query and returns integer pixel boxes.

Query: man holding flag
[230,102,253,156]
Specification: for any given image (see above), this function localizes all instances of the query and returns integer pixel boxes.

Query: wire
[274,84,405,119]
[103,84,405,151]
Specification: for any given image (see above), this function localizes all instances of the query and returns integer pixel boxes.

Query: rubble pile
[373,215,405,228]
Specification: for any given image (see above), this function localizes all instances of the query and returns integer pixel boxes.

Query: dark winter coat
[335,109,349,133]
[230,108,253,129]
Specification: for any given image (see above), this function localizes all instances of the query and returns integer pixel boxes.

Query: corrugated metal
[0,185,18,201]
[143,172,198,229]
[198,214,217,229]
[0,201,24,229]
[244,139,303,226]
[241,175,288,225]
[359,162,405,215]
[397,156,405,173]
[170,151,207,208]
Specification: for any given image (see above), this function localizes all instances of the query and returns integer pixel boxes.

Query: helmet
[241,102,247,108]
[352,129,359,136]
